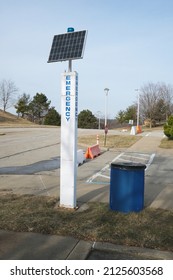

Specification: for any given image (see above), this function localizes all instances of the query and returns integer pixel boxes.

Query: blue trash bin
[110,162,146,213]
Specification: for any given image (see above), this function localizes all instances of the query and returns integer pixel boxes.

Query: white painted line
[111,152,125,163]
[124,153,150,158]
[86,165,110,183]
[86,152,155,184]
[98,174,110,179]
[120,155,149,161]
[39,175,50,196]
[145,133,151,137]
[145,153,155,170]
[86,152,124,183]
[86,172,100,183]
[116,157,131,162]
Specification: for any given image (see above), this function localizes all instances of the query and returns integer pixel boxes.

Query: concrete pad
[0,230,79,260]
[77,183,109,203]
[149,184,173,210]
[0,174,59,197]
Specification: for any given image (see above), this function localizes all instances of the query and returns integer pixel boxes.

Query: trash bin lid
[111,162,146,170]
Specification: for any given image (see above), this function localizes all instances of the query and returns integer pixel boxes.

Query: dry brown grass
[78,134,141,149]
[0,109,34,127]
[0,192,172,251]
[159,138,173,149]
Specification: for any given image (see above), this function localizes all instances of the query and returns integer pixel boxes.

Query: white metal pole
[105,93,107,127]
[104,88,109,127]
[137,92,139,126]
[135,89,140,127]
[137,92,140,127]
[104,88,109,146]
[60,71,78,208]
[96,111,101,130]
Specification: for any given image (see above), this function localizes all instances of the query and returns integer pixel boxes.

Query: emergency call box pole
[60,72,78,208]
[47,28,87,209]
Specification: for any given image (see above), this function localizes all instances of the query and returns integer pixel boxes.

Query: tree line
[0,79,61,125]
[15,92,61,125]
[116,82,173,128]
[0,79,98,127]
[1,79,173,128]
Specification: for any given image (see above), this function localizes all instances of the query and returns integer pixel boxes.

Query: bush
[164,115,173,139]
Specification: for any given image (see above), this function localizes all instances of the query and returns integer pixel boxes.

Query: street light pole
[104,88,109,146]
[135,88,141,133]
[104,88,109,127]
[135,89,139,125]
[96,111,101,130]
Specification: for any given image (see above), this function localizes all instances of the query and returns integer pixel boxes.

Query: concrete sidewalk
[0,230,173,260]
[127,135,173,210]
[0,230,91,260]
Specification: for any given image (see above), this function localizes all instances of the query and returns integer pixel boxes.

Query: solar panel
[48,30,87,63]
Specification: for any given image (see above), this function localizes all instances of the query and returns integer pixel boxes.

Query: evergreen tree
[29,93,51,123]
[15,93,31,117]
[44,107,61,126]
[78,109,98,128]
[164,115,173,139]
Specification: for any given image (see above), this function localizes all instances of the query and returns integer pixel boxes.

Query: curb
[66,240,93,260]
[67,239,173,260]
[91,242,173,260]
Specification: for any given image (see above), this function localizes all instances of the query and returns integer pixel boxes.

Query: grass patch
[159,137,173,149]
[78,135,141,148]
[0,192,172,251]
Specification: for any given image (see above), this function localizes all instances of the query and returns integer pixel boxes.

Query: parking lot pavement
[0,128,173,210]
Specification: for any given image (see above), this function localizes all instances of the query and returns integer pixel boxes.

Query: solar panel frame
[48,30,87,63]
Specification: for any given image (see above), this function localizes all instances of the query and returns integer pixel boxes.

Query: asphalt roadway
[0,127,173,260]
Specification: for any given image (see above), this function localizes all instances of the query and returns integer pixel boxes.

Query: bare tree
[0,79,18,112]
[139,82,173,128]
[158,82,173,120]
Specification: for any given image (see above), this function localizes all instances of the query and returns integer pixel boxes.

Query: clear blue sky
[1,0,173,118]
